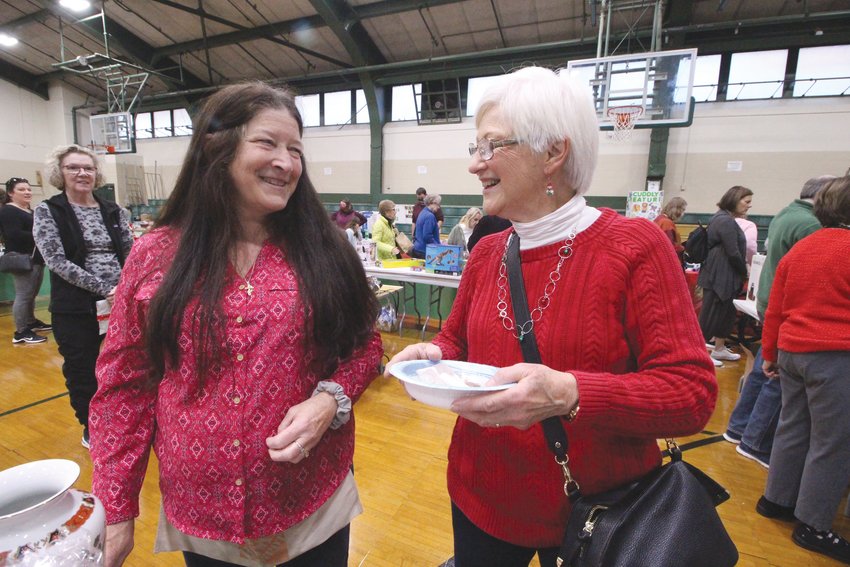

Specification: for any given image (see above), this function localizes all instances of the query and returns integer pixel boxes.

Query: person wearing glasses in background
[33,145,133,449]
[386,66,716,567]
[1,177,51,344]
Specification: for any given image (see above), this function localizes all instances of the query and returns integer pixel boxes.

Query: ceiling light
[814,29,824,36]
[0,33,18,47]
[59,0,92,12]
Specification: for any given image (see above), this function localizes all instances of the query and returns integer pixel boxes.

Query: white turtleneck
[512,195,602,250]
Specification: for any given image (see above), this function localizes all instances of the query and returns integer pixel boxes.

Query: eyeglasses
[468,138,518,161]
[62,165,97,175]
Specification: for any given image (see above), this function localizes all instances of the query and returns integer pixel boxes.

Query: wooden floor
[2,301,849,566]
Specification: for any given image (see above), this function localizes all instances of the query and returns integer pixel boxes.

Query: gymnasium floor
[2,300,848,566]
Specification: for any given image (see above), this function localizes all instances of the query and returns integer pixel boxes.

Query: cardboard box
[355,240,377,266]
[425,244,463,274]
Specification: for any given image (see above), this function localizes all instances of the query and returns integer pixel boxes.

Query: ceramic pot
[0,459,105,566]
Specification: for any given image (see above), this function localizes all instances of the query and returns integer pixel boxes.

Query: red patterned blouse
[90,228,382,543]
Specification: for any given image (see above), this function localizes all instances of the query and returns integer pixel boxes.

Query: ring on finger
[294,440,310,459]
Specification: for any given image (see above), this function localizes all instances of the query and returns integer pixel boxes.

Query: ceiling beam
[147,1,349,68]
[147,0,251,30]
[354,0,464,20]
[309,0,386,67]
[150,14,325,61]
[150,0,463,65]
[0,58,49,99]
[0,9,51,35]
[279,9,850,93]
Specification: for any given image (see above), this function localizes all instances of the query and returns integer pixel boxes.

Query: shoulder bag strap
[504,232,578,498]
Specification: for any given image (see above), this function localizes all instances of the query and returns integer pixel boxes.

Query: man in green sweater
[756,176,836,315]
[725,175,835,470]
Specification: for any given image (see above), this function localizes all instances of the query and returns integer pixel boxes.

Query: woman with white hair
[386,66,716,566]
[447,206,482,256]
[33,144,133,449]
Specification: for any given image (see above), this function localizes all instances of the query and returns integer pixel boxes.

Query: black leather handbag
[0,251,33,273]
[556,440,738,567]
[503,232,738,567]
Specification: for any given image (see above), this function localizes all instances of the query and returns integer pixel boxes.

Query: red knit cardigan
[761,228,850,363]
[432,209,717,547]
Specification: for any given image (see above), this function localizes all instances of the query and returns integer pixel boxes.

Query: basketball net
[607,105,644,141]
[89,143,117,155]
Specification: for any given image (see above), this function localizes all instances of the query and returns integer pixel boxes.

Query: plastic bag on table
[376,305,398,332]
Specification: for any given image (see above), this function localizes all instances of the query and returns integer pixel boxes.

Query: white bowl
[0,459,80,520]
[389,359,514,410]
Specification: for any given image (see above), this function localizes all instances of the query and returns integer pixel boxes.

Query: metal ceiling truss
[49,6,164,114]
[150,0,462,67]
[20,0,210,105]
[2,0,848,107]
[593,0,664,57]
[148,0,351,69]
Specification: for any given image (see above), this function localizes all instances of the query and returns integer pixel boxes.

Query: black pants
[451,503,560,567]
[52,311,103,427]
[183,525,350,567]
[698,287,737,341]
[410,249,426,259]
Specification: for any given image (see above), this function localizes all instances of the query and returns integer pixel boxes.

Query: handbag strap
[506,232,682,501]
[504,232,580,500]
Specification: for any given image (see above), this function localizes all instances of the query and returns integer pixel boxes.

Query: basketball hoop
[607,105,644,141]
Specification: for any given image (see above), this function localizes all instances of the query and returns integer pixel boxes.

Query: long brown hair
[147,82,378,385]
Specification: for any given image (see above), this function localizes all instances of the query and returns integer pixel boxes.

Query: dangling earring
[545,180,554,197]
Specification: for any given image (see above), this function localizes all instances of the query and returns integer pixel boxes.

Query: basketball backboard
[567,48,698,130]
[90,112,134,154]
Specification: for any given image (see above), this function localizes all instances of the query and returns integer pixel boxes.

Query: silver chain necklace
[496,228,577,340]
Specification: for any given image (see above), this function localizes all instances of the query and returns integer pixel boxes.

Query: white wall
[304,124,371,194]
[381,97,850,215]
[133,137,190,200]
[665,99,850,214]
[1,75,848,215]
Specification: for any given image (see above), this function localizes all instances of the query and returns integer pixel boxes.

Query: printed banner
[626,191,664,220]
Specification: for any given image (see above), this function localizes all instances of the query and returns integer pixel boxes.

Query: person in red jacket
[386,66,717,567]
[758,175,850,564]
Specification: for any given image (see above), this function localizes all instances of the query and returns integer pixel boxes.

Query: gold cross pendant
[245,282,254,296]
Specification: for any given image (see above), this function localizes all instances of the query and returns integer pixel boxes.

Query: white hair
[475,66,599,195]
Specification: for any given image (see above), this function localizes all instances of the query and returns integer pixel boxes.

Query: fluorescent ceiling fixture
[0,34,18,47]
[59,0,91,11]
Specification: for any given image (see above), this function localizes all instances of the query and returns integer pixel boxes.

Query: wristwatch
[312,381,352,429]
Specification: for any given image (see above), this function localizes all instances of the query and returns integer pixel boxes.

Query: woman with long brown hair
[90,82,381,567]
